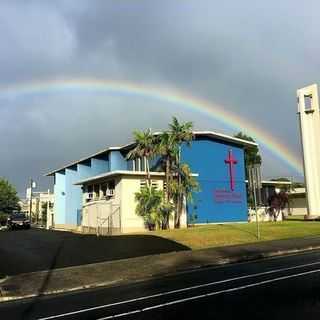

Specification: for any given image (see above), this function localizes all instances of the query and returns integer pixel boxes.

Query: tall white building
[297,84,320,217]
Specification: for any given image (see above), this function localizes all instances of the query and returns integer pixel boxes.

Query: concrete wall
[53,155,110,227]
[297,84,320,216]
[82,200,121,235]
[53,171,66,224]
[289,196,308,216]
[53,137,248,229]
[91,156,109,173]
[182,138,248,224]
[120,176,148,233]
[82,177,121,234]
[120,175,187,233]
[65,167,81,225]
[110,151,127,171]
[81,174,187,234]
[248,207,283,222]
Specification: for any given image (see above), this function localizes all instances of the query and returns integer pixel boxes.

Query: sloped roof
[45,131,257,176]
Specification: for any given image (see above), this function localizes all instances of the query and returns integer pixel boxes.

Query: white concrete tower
[297,84,320,217]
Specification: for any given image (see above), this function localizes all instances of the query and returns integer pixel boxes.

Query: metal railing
[96,203,121,236]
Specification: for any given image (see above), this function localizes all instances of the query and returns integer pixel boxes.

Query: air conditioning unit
[106,189,114,197]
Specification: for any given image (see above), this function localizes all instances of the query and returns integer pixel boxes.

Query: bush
[0,212,9,226]
[135,186,164,230]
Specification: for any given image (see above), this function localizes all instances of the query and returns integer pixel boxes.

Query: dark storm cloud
[0,0,318,194]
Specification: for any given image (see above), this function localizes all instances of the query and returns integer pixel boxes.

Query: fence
[81,201,121,236]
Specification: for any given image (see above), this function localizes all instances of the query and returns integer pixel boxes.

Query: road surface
[0,229,188,276]
[1,249,320,319]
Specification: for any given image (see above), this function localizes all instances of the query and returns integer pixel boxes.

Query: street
[1,249,320,319]
[0,229,189,276]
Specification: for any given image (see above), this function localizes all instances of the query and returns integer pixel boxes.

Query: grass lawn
[151,221,320,250]
[284,215,305,221]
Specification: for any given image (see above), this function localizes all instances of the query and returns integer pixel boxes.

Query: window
[101,183,107,197]
[87,185,93,201]
[137,158,141,171]
[304,94,314,113]
[140,180,158,190]
[93,184,100,200]
[140,180,147,190]
[100,180,115,198]
[108,180,115,190]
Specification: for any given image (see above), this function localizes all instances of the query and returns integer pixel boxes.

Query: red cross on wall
[224,149,238,191]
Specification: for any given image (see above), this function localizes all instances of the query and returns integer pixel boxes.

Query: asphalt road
[1,249,320,319]
[0,229,189,276]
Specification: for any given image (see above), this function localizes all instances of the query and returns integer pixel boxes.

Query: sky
[0,0,319,196]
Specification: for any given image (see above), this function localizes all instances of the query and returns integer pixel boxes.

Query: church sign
[213,149,243,204]
[213,189,242,203]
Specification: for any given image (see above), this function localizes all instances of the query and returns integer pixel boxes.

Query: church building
[46,131,257,233]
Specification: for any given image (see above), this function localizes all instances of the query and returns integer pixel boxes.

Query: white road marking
[98,268,320,320]
[38,260,320,320]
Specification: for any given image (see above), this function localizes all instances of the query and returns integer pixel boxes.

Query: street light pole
[253,179,260,240]
[29,178,33,222]
[248,164,262,240]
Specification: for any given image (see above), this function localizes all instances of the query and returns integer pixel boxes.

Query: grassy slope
[151,221,320,250]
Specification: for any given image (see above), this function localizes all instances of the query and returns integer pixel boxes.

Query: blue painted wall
[65,166,81,225]
[52,138,248,227]
[182,138,248,223]
[110,151,127,171]
[53,171,66,224]
[91,155,109,174]
[77,162,94,225]
[54,155,110,226]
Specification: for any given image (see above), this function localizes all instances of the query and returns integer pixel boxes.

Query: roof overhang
[45,130,257,176]
[74,170,198,186]
[245,180,292,186]
[192,131,258,148]
[44,146,123,176]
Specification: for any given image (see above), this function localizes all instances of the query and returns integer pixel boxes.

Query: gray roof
[45,131,258,176]
[74,170,166,185]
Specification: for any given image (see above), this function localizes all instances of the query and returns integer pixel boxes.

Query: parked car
[7,213,31,230]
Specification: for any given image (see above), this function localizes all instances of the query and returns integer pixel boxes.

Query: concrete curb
[1,244,320,303]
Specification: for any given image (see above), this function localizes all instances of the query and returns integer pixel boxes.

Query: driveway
[0,229,189,276]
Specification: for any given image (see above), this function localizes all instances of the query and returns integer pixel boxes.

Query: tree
[171,163,199,227]
[168,117,194,227]
[157,131,177,203]
[130,117,199,230]
[134,186,164,230]
[0,178,20,215]
[127,129,157,187]
[234,132,261,167]
[169,117,194,158]
[234,132,261,208]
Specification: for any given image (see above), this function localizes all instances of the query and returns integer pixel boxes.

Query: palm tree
[169,116,194,164]
[127,129,156,188]
[157,131,178,203]
[129,118,198,230]
[168,117,194,227]
[171,163,199,227]
[135,186,163,230]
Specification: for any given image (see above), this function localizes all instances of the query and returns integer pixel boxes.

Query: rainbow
[0,78,303,175]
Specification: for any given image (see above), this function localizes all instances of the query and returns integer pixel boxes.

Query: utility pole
[248,164,262,240]
[29,178,33,222]
[28,178,36,223]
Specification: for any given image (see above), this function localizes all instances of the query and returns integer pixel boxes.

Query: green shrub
[0,212,9,226]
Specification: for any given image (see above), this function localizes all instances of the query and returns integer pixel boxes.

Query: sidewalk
[1,236,320,302]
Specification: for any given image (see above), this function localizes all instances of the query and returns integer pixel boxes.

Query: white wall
[248,207,283,222]
[288,197,308,216]
[81,174,188,234]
